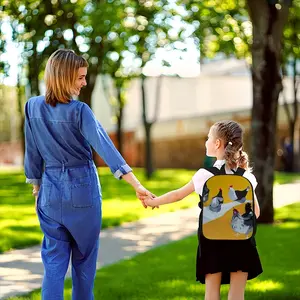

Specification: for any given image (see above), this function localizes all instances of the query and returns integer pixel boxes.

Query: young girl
[144,120,263,300]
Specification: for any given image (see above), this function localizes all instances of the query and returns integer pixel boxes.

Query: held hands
[143,195,157,208]
[135,185,159,209]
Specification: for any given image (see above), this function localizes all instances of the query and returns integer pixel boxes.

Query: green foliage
[181,0,251,62]
[8,203,300,299]
[282,0,300,71]
[1,0,181,103]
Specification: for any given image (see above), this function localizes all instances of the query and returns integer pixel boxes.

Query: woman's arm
[24,101,44,186]
[79,103,132,179]
[79,104,156,207]
[145,181,195,207]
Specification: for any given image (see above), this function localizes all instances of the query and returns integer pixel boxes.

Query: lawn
[1,168,300,254]
[0,167,198,253]
[274,171,300,185]
[7,203,300,300]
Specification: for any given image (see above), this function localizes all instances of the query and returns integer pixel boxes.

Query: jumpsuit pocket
[40,184,52,207]
[71,183,93,208]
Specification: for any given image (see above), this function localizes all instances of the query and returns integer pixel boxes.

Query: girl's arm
[254,193,260,218]
[145,181,195,207]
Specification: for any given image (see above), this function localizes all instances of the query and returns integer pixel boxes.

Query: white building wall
[91,74,296,139]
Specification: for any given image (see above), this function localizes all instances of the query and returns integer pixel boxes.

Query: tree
[183,1,251,62]
[127,0,179,178]
[281,0,300,172]
[100,21,140,155]
[3,0,132,107]
[248,0,291,223]
[181,0,293,223]
[3,1,82,95]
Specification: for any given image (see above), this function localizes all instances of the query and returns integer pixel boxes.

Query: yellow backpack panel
[200,166,255,240]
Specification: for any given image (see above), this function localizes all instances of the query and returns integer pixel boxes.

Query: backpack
[198,164,256,240]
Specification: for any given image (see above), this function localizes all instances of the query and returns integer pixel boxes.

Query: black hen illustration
[209,188,224,212]
[231,203,254,235]
[228,185,250,203]
[202,185,209,203]
[241,203,254,227]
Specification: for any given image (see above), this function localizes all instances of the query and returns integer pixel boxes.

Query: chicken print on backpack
[228,185,250,203]
[209,188,224,212]
[231,203,254,235]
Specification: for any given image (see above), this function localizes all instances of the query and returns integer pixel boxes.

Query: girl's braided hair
[212,120,250,170]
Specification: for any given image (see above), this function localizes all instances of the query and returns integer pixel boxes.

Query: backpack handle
[204,165,245,175]
[233,167,246,176]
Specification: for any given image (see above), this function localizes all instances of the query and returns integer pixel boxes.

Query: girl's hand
[144,196,158,208]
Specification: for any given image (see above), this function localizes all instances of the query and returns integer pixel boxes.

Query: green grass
[1,168,300,254]
[274,171,300,185]
[7,203,300,300]
[0,167,197,253]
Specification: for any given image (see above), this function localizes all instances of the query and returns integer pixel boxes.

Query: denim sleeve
[24,101,44,185]
[79,103,132,179]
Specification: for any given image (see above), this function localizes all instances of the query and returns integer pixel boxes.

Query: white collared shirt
[192,159,258,196]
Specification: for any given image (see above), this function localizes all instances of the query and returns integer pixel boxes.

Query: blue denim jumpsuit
[24,96,132,300]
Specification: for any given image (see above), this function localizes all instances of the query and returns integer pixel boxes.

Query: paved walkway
[1,182,300,299]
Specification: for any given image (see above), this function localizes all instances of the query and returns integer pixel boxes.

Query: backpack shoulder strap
[203,167,220,175]
[233,167,246,176]
[204,164,227,175]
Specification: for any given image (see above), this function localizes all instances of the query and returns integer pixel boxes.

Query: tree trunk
[17,82,25,165]
[296,118,300,171]
[144,122,153,179]
[27,51,40,96]
[292,57,299,171]
[79,72,97,107]
[141,75,154,179]
[248,1,290,223]
[116,86,124,155]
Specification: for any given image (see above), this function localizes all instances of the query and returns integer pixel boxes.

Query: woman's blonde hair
[45,49,88,106]
[212,120,250,170]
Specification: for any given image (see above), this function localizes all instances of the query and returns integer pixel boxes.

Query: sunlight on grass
[274,172,300,185]
[248,280,284,292]
[1,167,299,254]
[7,203,300,300]
[276,222,300,229]
[286,269,300,276]
[0,168,197,253]
[157,279,187,289]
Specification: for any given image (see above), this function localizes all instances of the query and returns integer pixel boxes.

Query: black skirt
[196,234,263,284]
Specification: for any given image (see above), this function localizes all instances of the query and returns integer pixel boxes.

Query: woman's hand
[135,185,158,209]
[120,172,159,209]
[35,196,38,212]
[32,185,39,212]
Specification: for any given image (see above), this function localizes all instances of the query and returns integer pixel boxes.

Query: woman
[24,49,152,300]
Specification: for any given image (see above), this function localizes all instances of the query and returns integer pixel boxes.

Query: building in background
[92,59,299,170]
[1,58,298,170]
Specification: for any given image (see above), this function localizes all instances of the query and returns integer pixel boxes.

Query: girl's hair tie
[228,141,233,146]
